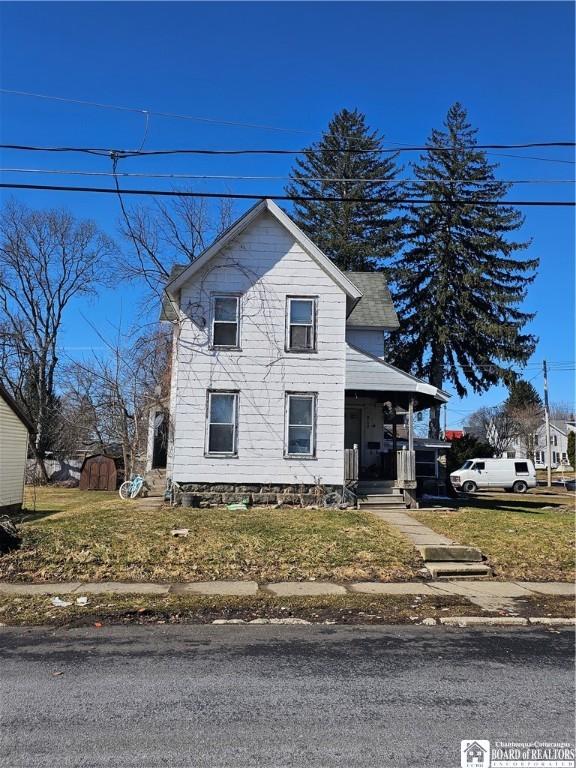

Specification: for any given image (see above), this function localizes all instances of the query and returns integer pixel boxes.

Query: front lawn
[416,492,575,582]
[0,487,421,583]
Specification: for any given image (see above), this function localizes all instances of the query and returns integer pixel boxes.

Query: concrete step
[417,545,484,562]
[357,481,396,491]
[360,499,408,509]
[425,561,493,579]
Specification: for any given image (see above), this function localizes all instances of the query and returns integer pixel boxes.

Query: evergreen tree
[567,431,575,469]
[285,108,403,271]
[389,103,538,438]
[505,379,543,411]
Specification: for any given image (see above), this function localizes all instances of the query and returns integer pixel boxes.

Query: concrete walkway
[0,580,573,598]
[369,510,453,546]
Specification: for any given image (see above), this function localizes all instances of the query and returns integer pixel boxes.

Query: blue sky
[0,1,574,426]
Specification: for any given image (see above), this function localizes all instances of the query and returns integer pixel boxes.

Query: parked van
[450,458,537,494]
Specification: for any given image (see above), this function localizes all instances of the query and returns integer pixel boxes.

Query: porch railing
[396,449,417,489]
[344,446,359,483]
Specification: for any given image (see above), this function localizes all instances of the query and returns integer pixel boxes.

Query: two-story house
[148,199,449,508]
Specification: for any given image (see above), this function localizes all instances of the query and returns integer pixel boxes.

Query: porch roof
[345,344,449,409]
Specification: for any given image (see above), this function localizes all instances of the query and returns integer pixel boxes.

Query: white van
[450,458,537,494]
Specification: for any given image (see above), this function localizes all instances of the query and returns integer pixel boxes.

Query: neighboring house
[444,429,464,441]
[152,199,448,507]
[503,419,570,469]
[0,382,33,512]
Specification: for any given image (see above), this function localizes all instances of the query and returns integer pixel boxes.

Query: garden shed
[79,454,118,491]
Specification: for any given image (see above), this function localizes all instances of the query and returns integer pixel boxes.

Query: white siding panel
[171,211,347,485]
[0,397,28,508]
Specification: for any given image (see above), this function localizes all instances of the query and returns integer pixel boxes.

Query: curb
[206,616,576,626]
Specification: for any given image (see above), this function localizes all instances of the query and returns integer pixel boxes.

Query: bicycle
[119,474,147,500]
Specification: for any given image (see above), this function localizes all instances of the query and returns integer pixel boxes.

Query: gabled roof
[165,199,363,306]
[345,272,399,330]
[0,382,34,433]
[345,343,449,408]
[550,419,568,435]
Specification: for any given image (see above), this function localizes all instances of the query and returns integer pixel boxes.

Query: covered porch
[344,344,450,500]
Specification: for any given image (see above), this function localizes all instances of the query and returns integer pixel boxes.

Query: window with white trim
[211,295,240,348]
[285,393,316,456]
[286,297,317,351]
[206,391,238,455]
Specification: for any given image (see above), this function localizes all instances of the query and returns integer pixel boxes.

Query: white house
[150,199,449,507]
[0,382,32,512]
[505,419,571,469]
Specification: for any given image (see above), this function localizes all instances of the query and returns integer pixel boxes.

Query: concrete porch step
[425,561,493,579]
[416,545,484,563]
[359,499,409,509]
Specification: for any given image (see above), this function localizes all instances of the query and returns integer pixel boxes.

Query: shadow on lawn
[12,509,65,524]
[445,493,570,515]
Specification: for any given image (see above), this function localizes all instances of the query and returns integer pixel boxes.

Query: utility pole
[543,360,552,488]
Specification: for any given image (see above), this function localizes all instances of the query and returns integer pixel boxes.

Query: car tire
[513,480,528,494]
[462,481,477,494]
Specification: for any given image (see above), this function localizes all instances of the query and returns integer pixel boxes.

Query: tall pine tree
[505,379,542,411]
[390,103,538,438]
[285,108,403,271]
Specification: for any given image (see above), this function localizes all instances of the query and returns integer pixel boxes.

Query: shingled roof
[344,272,399,330]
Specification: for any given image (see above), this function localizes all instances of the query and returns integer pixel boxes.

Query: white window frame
[284,392,317,458]
[205,390,239,456]
[210,294,241,349]
[285,296,317,353]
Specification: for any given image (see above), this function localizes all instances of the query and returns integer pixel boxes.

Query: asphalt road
[1,625,574,768]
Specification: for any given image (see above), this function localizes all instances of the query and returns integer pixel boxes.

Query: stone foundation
[176,483,353,508]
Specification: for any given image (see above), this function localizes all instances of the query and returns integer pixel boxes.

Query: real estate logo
[461,741,491,768]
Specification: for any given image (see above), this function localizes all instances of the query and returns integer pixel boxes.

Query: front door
[344,407,362,468]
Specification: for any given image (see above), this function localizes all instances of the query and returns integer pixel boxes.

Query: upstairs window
[286,297,317,352]
[212,295,240,348]
[206,391,238,455]
[285,393,316,456]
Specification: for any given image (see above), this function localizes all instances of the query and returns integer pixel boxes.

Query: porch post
[408,397,414,453]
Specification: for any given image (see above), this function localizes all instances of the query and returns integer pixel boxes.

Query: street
[1,625,574,768]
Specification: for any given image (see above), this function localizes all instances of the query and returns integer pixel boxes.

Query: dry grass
[1,592,573,627]
[416,491,575,582]
[0,487,421,583]
[0,593,481,626]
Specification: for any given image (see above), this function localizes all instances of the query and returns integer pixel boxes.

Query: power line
[1,181,574,206]
[0,142,574,160]
[1,167,574,185]
[0,88,310,135]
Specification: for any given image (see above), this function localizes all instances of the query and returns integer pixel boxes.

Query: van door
[472,461,488,488]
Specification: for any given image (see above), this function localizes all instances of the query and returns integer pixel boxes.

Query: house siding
[170,211,347,486]
[0,396,29,510]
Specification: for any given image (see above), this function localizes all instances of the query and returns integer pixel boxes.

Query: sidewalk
[0,579,573,598]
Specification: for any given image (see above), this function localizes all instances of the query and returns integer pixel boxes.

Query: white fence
[26,457,83,485]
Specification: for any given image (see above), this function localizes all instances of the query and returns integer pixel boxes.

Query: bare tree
[549,402,575,421]
[466,405,518,456]
[0,200,115,480]
[63,327,171,479]
[507,403,544,461]
[117,194,234,297]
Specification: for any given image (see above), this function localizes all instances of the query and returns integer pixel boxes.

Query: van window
[472,462,485,470]
[515,462,529,475]
[461,460,473,470]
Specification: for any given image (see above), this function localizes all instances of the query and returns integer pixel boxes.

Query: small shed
[79,454,118,491]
